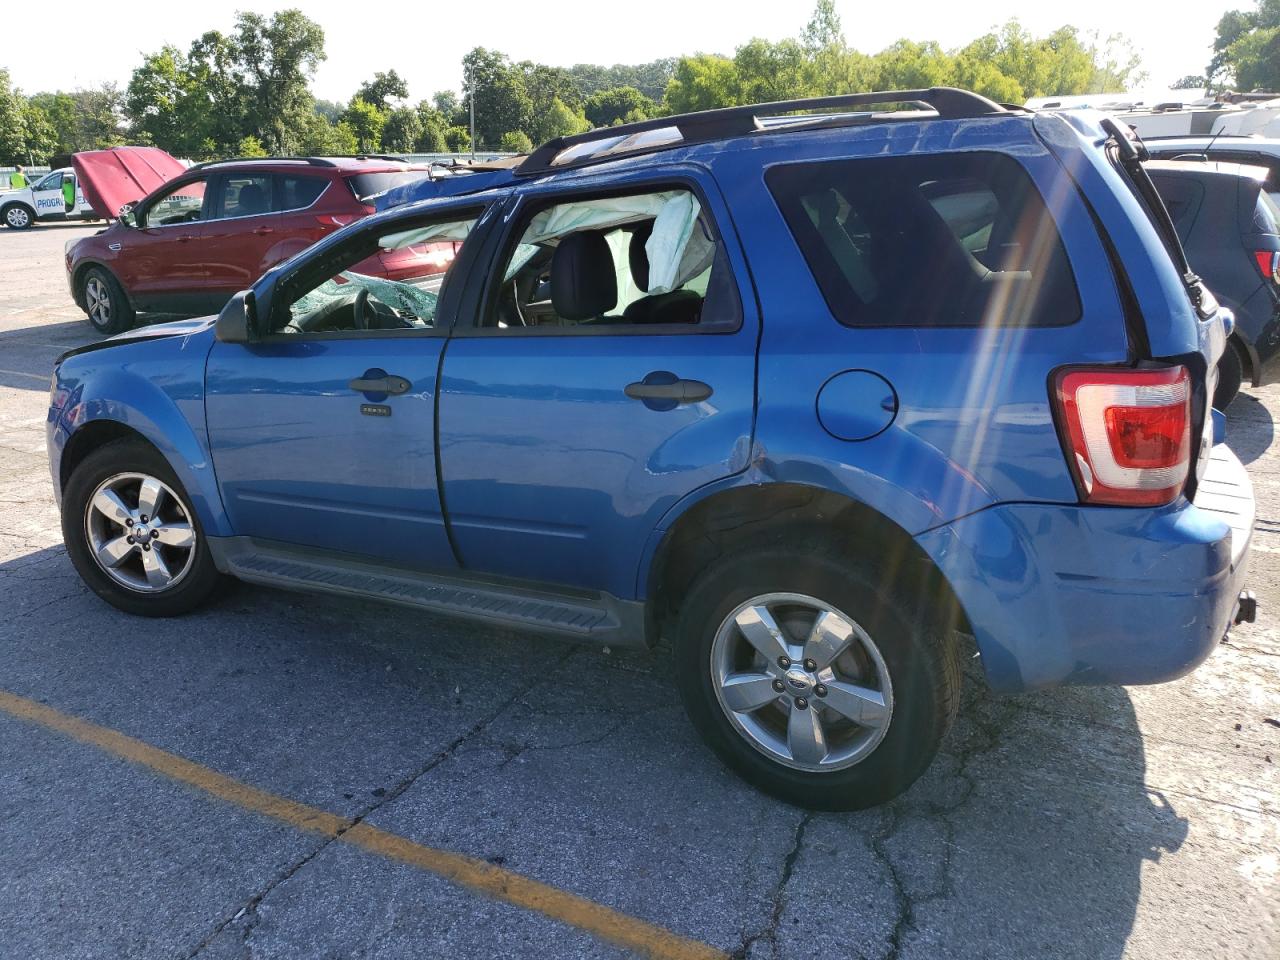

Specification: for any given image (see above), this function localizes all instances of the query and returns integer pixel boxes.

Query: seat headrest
[628,221,654,292]
[237,183,266,215]
[551,231,617,321]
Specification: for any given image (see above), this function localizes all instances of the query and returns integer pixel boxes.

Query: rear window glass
[766,152,1082,328]
[346,171,432,203]
[278,175,328,212]
[1147,174,1205,243]
[1255,191,1280,235]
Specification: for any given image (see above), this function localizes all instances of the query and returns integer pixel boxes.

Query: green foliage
[568,60,676,102]
[444,126,472,152]
[296,110,357,155]
[236,135,268,157]
[0,70,29,164]
[356,70,409,111]
[342,97,388,152]
[462,47,530,149]
[382,106,422,152]
[500,130,534,153]
[1208,2,1280,88]
[1172,75,1208,89]
[314,98,345,123]
[584,87,655,127]
[664,55,741,113]
[414,101,450,152]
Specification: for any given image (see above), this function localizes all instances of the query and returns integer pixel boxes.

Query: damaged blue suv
[47,89,1256,809]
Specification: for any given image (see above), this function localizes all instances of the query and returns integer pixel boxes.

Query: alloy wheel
[5,206,30,228]
[710,592,894,772]
[85,276,112,329]
[83,472,197,593]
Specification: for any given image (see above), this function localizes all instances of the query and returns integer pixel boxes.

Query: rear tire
[62,439,223,617]
[674,545,960,810]
[1214,339,1246,409]
[81,266,135,335]
[2,203,34,229]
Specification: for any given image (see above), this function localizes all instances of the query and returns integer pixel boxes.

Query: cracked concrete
[0,224,1277,958]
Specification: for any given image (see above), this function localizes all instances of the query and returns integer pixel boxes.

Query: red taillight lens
[1054,366,1192,506]
[1253,249,1280,283]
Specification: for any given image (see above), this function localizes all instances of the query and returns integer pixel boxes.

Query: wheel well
[59,421,154,491]
[646,483,970,644]
[71,261,112,309]
[2,200,36,215]
[1229,332,1254,383]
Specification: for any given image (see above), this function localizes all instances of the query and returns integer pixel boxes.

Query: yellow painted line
[0,689,725,960]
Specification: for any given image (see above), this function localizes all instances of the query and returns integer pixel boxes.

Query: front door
[30,171,68,219]
[205,202,488,571]
[123,175,211,309]
[437,179,759,600]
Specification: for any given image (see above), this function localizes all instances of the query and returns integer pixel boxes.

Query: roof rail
[189,156,337,171]
[325,154,410,163]
[516,87,1006,177]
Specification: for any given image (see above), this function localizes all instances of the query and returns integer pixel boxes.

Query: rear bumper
[916,444,1253,694]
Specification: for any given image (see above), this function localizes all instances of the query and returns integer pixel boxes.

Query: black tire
[1214,339,1246,410]
[80,266,135,335]
[62,439,223,617]
[2,203,35,229]
[675,545,961,810]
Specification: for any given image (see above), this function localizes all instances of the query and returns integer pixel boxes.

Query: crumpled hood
[107,316,215,343]
[73,146,188,218]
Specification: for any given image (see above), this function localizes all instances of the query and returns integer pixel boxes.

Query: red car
[66,151,444,334]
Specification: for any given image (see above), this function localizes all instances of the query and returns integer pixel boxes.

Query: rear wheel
[80,266,135,335]
[62,439,222,616]
[1214,339,1246,409]
[2,203,34,229]
[675,546,960,810]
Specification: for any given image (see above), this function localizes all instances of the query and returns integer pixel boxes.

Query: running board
[208,537,647,648]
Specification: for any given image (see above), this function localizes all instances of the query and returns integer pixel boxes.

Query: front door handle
[349,374,412,395]
[624,374,713,404]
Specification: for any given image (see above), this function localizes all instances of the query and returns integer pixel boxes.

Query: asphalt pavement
[0,223,1276,959]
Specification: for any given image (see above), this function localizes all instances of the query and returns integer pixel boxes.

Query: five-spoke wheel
[711,593,892,771]
[85,472,197,592]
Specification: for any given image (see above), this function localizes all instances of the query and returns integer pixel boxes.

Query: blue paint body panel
[48,104,1253,694]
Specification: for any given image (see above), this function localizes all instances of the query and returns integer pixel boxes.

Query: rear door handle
[349,375,412,395]
[624,376,713,404]
[253,226,274,236]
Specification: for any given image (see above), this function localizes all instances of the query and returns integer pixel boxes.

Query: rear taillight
[1053,366,1192,506]
[1253,249,1280,283]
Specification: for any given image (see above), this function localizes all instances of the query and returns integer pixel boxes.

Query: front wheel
[80,266,135,335]
[2,203,34,229]
[1214,339,1246,410]
[675,546,960,810]
[62,439,223,617]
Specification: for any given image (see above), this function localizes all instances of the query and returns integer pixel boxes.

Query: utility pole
[470,93,476,161]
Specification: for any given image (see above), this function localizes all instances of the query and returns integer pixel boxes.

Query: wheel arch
[54,367,229,537]
[71,260,121,309]
[642,481,972,649]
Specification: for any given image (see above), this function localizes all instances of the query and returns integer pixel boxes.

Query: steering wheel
[353,289,369,331]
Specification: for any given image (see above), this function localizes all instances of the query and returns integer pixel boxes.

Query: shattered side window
[278,213,479,336]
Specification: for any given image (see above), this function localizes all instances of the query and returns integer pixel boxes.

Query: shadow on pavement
[0,539,1180,959]
[1226,391,1275,465]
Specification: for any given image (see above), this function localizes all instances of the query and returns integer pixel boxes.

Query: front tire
[2,203,34,229]
[62,439,222,617]
[80,266,135,335]
[675,546,960,810]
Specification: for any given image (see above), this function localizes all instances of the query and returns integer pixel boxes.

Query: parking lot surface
[1,223,1277,959]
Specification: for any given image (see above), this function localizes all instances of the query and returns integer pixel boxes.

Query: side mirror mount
[215,290,258,344]
[117,202,138,229]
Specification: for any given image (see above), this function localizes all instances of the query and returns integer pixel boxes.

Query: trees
[0,71,28,165]
[356,70,409,111]
[232,9,326,153]
[500,131,533,153]
[663,55,741,113]
[341,98,387,152]
[462,47,530,150]
[584,87,655,127]
[1208,2,1280,89]
[382,106,423,152]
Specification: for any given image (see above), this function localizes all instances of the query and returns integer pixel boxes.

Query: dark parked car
[1146,159,1280,406]
[66,155,449,334]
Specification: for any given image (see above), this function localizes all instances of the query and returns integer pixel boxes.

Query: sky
[5,0,1241,102]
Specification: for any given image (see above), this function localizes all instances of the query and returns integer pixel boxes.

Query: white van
[1,167,99,229]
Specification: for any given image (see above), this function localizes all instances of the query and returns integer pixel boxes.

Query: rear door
[199,172,282,307]
[435,172,759,599]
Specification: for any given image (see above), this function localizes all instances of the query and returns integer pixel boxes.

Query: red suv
[66,155,442,334]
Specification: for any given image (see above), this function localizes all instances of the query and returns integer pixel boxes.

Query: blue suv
[47,89,1256,809]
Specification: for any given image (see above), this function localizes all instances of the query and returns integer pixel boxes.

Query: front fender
[51,334,228,536]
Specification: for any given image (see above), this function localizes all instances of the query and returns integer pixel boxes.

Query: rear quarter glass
[346,171,435,204]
